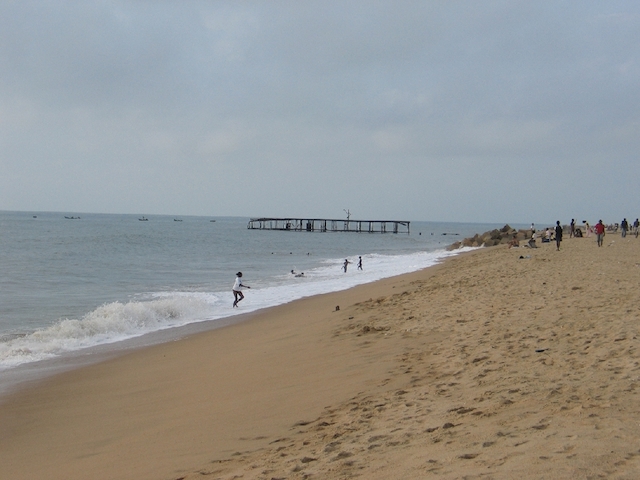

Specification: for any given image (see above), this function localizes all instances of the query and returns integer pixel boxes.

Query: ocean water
[0,211,509,392]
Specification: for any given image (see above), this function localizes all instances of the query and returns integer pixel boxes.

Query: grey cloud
[1,1,639,222]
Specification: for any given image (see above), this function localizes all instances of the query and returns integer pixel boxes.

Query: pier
[247,217,410,234]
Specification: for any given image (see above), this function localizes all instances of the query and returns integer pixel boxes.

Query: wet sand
[1,234,640,479]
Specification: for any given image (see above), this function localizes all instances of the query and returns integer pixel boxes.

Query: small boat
[210,219,216,222]
[174,219,182,222]
[139,216,148,221]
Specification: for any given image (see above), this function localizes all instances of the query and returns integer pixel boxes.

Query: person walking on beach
[554,221,563,251]
[594,220,605,247]
[621,218,628,238]
[357,256,363,270]
[232,272,250,307]
[343,259,351,273]
[570,219,576,238]
[634,218,639,238]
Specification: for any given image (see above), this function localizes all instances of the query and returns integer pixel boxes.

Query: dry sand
[1,234,640,479]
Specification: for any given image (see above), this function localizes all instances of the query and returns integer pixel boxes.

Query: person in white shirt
[232,272,250,307]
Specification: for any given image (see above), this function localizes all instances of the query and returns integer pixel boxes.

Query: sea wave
[0,247,475,370]
[0,295,217,369]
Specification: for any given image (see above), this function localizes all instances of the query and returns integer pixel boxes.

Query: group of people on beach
[569,218,639,247]
[343,256,363,273]
[512,217,637,252]
[231,255,365,307]
[516,221,565,250]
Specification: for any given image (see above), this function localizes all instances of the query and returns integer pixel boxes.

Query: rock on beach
[447,224,528,249]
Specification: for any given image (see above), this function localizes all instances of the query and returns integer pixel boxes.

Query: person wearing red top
[594,220,606,247]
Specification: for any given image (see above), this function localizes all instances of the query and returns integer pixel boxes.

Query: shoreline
[0,257,455,399]
[2,235,640,479]
[0,244,464,402]
[0,243,469,378]
[0,310,254,398]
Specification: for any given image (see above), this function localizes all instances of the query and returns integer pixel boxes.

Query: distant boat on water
[210,219,216,222]
[174,219,182,222]
[139,217,148,221]
[64,216,81,219]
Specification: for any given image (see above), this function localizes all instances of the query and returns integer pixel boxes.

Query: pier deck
[247,218,410,234]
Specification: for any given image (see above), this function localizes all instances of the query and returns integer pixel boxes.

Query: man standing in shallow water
[343,259,352,273]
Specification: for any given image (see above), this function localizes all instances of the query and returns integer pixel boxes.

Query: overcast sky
[1,1,639,224]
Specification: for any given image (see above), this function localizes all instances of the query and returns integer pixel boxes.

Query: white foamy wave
[0,247,477,370]
[201,247,478,320]
[0,294,217,370]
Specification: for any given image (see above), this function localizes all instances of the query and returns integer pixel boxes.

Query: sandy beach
[2,233,640,479]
